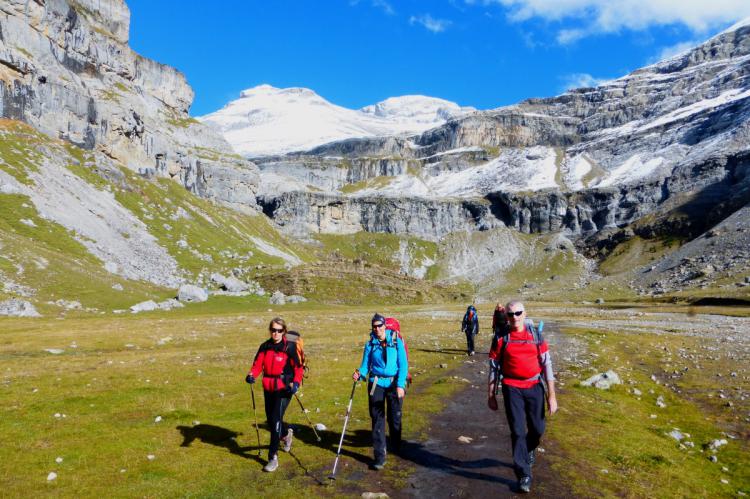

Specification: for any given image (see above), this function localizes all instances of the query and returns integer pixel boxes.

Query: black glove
[245,374,255,384]
[290,382,299,394]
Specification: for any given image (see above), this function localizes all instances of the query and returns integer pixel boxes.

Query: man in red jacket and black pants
[487,301,558,493]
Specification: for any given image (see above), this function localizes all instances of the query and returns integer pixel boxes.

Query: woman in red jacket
[245,317,304,472]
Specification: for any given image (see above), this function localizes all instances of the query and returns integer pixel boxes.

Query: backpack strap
[499,319,544,375]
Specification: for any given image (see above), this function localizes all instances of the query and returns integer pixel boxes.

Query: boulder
[581,370,621,389]
[270,291,286,305]
[0,299,41,317]
[210,273,249,293]
[130,300,158,313]
[286,295,308,304]
[178,285,209,303]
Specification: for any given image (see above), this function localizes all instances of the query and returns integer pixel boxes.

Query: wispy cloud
[350,0,395,16]
[409,14,452,33]
[648,40,701,64]
[480,0,750,42]
[560,72,610,91]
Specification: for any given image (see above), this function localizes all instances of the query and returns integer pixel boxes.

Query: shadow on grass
[415,348,487,356]
[398,440,516,489]
[176,423,374,471]
[176,424,265,465]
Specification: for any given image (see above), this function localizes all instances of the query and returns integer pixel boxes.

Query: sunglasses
[372,323,385,329]
[507,310,524,317]
[270,327,284,333]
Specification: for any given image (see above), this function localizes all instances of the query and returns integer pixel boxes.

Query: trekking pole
[250,384,261,456]
[294,393,322,442]
[328,380,358,481]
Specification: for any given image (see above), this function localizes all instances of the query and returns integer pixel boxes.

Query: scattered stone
[147,454,155,461]
[286,294,307,304]
[176,239,189,249]
[47,472,57,481]
[656,395,667,408]
[632,388,642,396]
[55,457,63,464]
[130,300,158,313]
[157,299,183,311]
[156,336,173,346]
[0,299,41,317]
[439,364,448,369]
[44,349,64,355]
[721,479,729,485]
[178,284,208,303]
[581,370,621,389]
[112,283,124,291]
[210,273,249,293]
[708,439,728,451]
[668,430,685,441]
[269,290,286,305]
[595,298,605,304]
[457,436,473,444]
[154,416,162,423]
[315,423,327,431]
[361,493,389,499]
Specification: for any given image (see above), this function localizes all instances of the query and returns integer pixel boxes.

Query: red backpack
[385,317,412,386]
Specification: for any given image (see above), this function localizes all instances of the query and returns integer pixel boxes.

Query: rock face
[0,0,258,204]
[254,22,750,244]
[0,298,41,317]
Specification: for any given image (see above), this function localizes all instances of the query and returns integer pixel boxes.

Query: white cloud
[485,0,750,40]
[648,40,701,63]
[560,73,610,91]
[556,28,587,44]
[372,0,395,15]
[410,14,453,33]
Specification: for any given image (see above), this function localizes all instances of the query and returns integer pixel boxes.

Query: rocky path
[350,329,573,498]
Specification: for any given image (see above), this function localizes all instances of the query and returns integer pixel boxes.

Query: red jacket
[249,338,304,392]
[489,326,549,389]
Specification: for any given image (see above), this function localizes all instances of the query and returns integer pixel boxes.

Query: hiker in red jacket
[245,317,304,472]
[487,301,557,494]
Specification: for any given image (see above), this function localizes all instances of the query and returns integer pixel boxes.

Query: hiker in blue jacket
[462,304,479,356]
[352,313,408,470]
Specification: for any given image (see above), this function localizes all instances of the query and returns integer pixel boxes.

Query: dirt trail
[347,330,572,498]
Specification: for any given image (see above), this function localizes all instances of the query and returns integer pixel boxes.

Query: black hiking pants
[502,382,546,479]
[368,382,403,462]
[263,389,291,458]
[464,330,476,353]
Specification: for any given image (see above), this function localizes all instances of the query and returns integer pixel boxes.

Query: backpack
[495,319,545,378]
[285,330,308,383]
[385,317,412,386]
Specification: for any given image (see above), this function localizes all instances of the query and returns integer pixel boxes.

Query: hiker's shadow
[294,425,373,466]
[398,440,516,489]
[176,424,265,465]
[416,348,488,356]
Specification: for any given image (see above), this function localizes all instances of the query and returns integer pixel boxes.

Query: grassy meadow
[0,300,471,498]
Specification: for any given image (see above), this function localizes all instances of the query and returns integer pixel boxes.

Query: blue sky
[126,1,750,116]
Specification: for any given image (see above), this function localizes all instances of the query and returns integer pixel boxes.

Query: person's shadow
[176,423,374,471]
[176,424,265,465]
[398,440,517,490]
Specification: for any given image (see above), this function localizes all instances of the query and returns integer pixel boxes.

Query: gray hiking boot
[263,454,278,472]
[519,476,531,493]
[282,428,293,452]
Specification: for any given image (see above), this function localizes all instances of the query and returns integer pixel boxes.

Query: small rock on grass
[315,423,327,431]
[55,457,63,464]
[362,493,389,499]
[47,472,57,481]
[457,436,473,443]
[147,454,155,461]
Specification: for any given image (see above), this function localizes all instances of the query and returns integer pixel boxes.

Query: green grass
[313,232,437,273]
[166,116,201,129]
[0,305,473,497]
[0,119,46,184]
[547,324,750,497]
[599,236,682,276]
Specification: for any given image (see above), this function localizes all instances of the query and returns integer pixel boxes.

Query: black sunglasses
[372,323,385,328]
[270,327,284,333]
[507,310,524,317]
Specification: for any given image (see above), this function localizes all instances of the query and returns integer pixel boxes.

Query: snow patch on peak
[719,17,750,37]
[201,85,474,157]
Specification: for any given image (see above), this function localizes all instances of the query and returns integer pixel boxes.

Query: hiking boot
[263,455,278,472]
[282,428,293,452]
[528,449,536,466]
[519,476,531,493]
[372,457,386,470]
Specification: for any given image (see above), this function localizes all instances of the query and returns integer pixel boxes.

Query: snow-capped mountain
[199,85,474,157]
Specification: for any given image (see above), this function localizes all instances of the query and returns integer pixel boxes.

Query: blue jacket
[357,330,408,389]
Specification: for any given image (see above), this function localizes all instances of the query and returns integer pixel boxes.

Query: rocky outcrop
[0,0,258,205]
[259,191,498,241]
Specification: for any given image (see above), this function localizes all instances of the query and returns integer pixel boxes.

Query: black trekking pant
[465,331,476,353]
[263,389,291,458]
[368,383,403,462]
[502,382,546,479]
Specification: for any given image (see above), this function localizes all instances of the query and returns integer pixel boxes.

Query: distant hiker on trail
[352,313,408,470]
[461,304,479,355]
[491,302,509,338]
[487,301,557,494]
[245,317,304,472]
